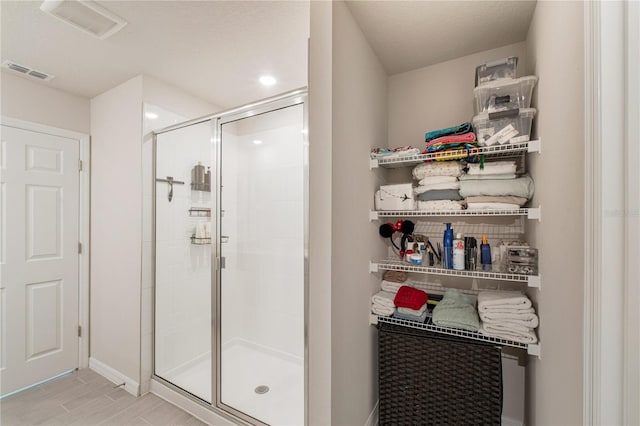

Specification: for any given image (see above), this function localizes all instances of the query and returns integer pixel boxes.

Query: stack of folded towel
[477,290,539,343]
[392,286,429,323]
[412,162,464,211]
[432,288,480,331]
[371,291,396,317]
[459,161,534,209]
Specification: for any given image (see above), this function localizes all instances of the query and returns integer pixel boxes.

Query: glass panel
[219,104,305,425]
[154,120,213,403]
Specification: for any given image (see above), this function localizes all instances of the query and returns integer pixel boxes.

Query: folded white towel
[479,311,539,328]
[467,161,516,176]
[413,161,463,179]
[381,280,403,294]
[372,303,395,316]
[418,175,458,186]
[414,182,460,194]
[459,173,517,181]
[477,307,535,315]
[477,290,532,312]
[372,291,396,308]
[480,322,538,344]
[466,202,521,210]
[397,304,426,316]
[417,200,464,211]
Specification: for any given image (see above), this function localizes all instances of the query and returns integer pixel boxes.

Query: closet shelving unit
[370,138,542,357]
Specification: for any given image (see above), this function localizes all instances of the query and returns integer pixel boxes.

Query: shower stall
[153,90,307,425]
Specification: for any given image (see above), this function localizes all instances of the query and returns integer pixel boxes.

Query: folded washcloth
[381,280,404,294]
[432,288,480,331]
[393,309,428,323]
[382,270,408,283]
[425,122,473,142]
[477,290,532,312]
[467,202,521,210]
[417,200,463,211]
[464,195,528,206]
[372,291,396,308]
[394,286,428,310]
[416,189,463,201]
[459,175,535,199]
[459,173,517,181]
[426,132,476,147]
[418,175,459,186]
[413,161,463,179]
[414,182,460,194]
[466,161,517,176]
[479,311,539,328]
[397,304,427,316]
[372,304,395,317]
[480,322,538,344]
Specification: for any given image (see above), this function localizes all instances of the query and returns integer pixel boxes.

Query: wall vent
[2,60,55,81]
[40,0,127,40]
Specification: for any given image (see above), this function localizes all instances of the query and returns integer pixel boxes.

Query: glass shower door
[154,120,213,403]
[218,102,305,425]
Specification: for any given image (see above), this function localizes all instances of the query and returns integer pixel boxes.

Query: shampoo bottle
[443,223,454,269]
[452,233,465,270]
[481,235,492,271]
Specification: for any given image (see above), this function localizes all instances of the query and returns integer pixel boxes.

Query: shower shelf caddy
[188,207,211,217]
[369,138,543,357]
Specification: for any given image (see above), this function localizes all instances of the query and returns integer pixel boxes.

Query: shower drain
[254,385,270,394]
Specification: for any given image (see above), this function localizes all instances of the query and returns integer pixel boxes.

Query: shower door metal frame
[152,88,308,426]
[213,92,308,426]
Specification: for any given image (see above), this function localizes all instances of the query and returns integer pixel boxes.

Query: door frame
[1,116,91,370]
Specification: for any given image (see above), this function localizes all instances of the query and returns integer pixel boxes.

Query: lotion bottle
[452,233,465,270]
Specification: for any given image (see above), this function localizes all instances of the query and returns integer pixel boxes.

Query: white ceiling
[1,1,536,110]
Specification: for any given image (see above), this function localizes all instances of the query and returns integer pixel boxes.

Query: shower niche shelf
[189,207,211,217]
[191,236,211,245]
[191,183,211,192]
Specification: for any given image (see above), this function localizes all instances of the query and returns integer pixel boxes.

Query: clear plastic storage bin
[475,56,518,87]
[473,75,538,114]
[472,108,536,145]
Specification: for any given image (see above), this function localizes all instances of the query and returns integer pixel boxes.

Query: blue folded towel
[393,309,428,323]
[432,288,480,331]
[425,122,473,142]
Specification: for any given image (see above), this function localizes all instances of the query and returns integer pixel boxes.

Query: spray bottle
[443,223,454,269]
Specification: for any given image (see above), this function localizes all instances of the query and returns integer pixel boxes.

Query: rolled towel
[432,288,480,331]
[478,290,532,312]
[382,270,408,283]
[372,304,395,317]
[372,291,396,308]
[397,304,426,316]
[480,322,538,344]
[381,280,403,294]
[394,286,428,310]
[418,175,458,186]
[393,309,428,323]
[479,311,539,328]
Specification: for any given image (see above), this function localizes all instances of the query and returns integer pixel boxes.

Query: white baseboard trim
[501,415,524,426]
[365,400,379,426]
[89,357,140,397]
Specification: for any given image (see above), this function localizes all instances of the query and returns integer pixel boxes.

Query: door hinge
[78,325,82,337]
[78,159,83,171]
[78,242,82,254]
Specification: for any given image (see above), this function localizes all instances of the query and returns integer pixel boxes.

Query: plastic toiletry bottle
[443,223,454,269]
[481,235,492,271]
[452,233,465,270]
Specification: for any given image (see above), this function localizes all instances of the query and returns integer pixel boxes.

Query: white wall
[330,2,388,424]
[1,71,90,134]
[525,1,584,424]
[90,75,144,386]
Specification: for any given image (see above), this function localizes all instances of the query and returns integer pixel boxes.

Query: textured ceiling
[346,0,537,75]
[1,1,310,108]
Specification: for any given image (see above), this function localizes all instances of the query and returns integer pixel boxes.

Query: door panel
[0,125,79,396]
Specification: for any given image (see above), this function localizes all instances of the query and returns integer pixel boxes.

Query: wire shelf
[370,207,540,221]
[371,259,540,287]
[370,139,541,169]
[370,314,540,355]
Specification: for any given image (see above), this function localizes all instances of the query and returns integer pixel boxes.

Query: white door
[0,125,80,396]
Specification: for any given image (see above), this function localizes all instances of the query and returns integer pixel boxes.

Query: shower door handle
[217,257,226,270]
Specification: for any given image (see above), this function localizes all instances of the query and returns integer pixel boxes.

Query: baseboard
[365,400,379,426]
[89,357,140,397]
[501,415,524,426]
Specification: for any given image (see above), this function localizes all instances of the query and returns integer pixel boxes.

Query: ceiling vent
[2,60,55,81]
[39,0,127,40]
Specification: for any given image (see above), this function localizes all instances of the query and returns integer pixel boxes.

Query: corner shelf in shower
[191,183,211,192]
[188,207,211,217]
[191,236,212,245]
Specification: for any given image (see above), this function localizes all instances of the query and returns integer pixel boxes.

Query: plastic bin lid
[472,108,537,123]
[473,75,538,94]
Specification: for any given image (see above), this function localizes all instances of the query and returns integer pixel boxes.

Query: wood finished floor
[0,369,209,426]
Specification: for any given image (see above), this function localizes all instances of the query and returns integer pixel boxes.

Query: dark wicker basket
[378,323,503,425]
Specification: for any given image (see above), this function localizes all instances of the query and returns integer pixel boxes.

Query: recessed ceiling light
[145,112,159,120]
[253,140,263,145]
[259,75,276,86]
